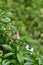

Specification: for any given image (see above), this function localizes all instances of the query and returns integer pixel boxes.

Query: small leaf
[2,18,11,24]
[2,60,7,65]
[2,44,14,52]
[2,60,16,65]
[17,53,24,64]
[0,58,2,64]
[2,60,10,65]
[6,12,13,18]
[24,56,35,62]
[3,53,14,58]
[24,62,33,65]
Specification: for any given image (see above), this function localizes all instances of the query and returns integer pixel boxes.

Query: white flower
[25,44,29,50]
[30,48,34,52]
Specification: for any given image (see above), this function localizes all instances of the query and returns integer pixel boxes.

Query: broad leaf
[17,53,24,64]
[2,44,14,52]
[3,53,14,58]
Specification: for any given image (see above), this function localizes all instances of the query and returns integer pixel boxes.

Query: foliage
[0,0,43,65]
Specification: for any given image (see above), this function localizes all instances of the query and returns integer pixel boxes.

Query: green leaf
[2,44,14,52]
[24,62,33,65]
[24,57,35,62]
[2,60,7,65]
[2,60,17,65]
[0,58,2,64]
[17,53,24,64]
[3,53,14,58]
[6,12,14,18]
[2,60,10,65]
[2,18,11,24]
